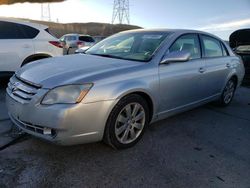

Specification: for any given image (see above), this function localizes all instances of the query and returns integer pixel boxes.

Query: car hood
[16,54,142,88]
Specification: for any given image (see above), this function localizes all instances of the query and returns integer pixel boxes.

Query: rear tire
[217,78,237,106]
[104,94,149,149]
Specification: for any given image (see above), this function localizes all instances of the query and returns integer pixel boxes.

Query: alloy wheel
[223,80,235,104]
[115,102,146,144]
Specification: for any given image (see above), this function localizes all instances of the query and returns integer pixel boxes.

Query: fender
[85,79,159,121]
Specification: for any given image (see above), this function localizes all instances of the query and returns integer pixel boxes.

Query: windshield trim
[87,53,151,62]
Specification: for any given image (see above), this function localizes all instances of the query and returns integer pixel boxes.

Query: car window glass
[0,21,25,39]
[201,35,223,57]
[221,43,229,56]
[66,36,77,41]
[116,37,134,50]
[169,34,201,59]
[19,24,39,39]
[137,36,164,55]
[79,36,95,42]
[86,32,169,61]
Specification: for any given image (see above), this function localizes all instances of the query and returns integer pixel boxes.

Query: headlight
[41,84,93,105]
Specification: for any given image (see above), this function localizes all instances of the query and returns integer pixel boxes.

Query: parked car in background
[6,29,244,149]
[0,17,63,77]
[60,34,95,52]
[234,46,250,85]
[230,29,250,85]
[93,36,106,43]
[75,36,106,54]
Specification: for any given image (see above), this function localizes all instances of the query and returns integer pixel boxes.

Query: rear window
[65,36,77,41]
[79,36,95,42]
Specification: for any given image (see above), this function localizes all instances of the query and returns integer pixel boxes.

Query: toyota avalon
[6,29,245,149]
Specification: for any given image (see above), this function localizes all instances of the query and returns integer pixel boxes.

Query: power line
[41,3,51,21]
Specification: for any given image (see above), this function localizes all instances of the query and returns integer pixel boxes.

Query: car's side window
[18,24,39,39]
[0,21,25,39]
[201,35,223,58]
[169,34,201,60]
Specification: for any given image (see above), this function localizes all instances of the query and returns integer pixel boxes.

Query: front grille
[11,115,56,137]
[7,75,41,104]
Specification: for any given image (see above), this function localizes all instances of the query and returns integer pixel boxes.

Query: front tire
[104,94,149,149]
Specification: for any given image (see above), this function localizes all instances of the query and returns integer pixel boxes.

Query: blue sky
[0,0,250,40]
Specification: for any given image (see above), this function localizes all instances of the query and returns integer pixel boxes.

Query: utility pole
[112,0,130,24]
[41,3,51,21]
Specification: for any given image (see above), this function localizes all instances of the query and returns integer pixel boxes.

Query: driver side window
[169,34,201,60]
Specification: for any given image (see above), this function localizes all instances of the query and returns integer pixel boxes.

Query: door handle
[199,67,206,73]
[226,63,231,68]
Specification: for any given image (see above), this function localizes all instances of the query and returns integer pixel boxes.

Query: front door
[158,34,205,115]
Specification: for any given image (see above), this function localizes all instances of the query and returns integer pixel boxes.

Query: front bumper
[6,91,118,145]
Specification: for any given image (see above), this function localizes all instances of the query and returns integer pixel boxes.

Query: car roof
[0,17,48,30]
[120,28,223,41]
[62,34,93,37]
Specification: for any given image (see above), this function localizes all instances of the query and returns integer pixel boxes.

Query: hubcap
[223,80,235,104]
[115,103,146,144]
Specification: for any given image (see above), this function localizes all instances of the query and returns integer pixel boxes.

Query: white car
[0,18,63,77]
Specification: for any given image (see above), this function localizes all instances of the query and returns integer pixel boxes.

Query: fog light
[43,128,52,135]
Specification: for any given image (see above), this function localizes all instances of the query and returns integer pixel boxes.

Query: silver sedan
[6,29,245,149]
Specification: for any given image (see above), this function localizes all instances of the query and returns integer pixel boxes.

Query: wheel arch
[21,53,52,66]
[115,89,156,123]
[230,75,238,86]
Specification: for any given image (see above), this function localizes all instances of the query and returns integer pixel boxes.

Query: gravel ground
[0,86,250,188]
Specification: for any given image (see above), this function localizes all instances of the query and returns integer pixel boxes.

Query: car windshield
[85,32,170,62]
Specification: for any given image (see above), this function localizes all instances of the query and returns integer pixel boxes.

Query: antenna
[112,0,130,24]
[41,3,51,21]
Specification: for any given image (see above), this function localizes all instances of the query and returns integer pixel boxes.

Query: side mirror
[75,46,90,54]
[160,50,191,64]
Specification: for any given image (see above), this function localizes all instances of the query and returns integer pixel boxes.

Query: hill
[24,19,142,38]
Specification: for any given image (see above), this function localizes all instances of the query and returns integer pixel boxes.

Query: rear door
[159,34,205,113]
[199,35,231,98]
[0,21,35,72]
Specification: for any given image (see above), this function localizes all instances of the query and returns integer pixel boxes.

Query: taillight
[77,41,85,47]
[49,41,63,48]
